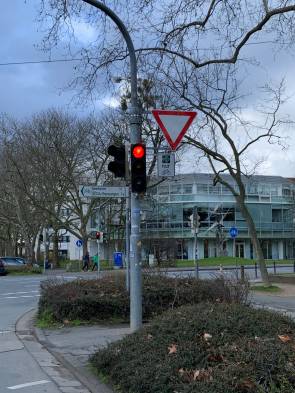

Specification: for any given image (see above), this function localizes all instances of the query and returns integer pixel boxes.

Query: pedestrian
[91,254,99,271]
[82,251,90,271]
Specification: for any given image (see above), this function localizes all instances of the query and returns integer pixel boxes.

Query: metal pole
[43,227,47,274]
[125,188,130,291]
[97,212,101,279]
[194,231,199,279]
[82,0,142,331]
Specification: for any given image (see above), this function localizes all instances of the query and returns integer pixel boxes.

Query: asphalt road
[0,273,93,393]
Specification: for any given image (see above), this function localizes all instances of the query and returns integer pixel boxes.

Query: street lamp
[81,0,143,331]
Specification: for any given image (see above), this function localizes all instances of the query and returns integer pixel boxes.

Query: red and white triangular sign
[152,109,197,150]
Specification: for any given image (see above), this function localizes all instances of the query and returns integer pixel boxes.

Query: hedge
[38,274,249,323]
[91,303,295,393]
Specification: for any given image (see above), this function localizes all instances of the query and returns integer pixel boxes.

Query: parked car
[0,257,26,267]
[0,259,7,275]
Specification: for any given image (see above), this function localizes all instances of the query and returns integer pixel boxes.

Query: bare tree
[36,1,295,283]
[1,110,113,261]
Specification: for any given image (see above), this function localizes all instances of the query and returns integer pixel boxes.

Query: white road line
[0,291,39,296]
[7,380,51,390]
[2,295,40,299]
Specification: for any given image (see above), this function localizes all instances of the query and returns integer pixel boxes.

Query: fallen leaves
[278,334,292,343]
[168,343,177,354]
[203,333,212,341]
[178,367,213,382]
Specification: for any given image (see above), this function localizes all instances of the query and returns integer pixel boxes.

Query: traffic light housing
[107,144,125,178]
[131,143,146,193]
[95,231,101,240]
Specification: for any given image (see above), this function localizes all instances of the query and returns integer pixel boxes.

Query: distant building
[140,173,295,261]
[55,173,295,262]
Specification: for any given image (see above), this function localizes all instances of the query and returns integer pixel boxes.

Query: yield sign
[152,109,197,150]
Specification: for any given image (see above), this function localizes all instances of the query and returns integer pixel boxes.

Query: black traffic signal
[107,145,125,178]
[95,231,101,240]
[131,143,146,193]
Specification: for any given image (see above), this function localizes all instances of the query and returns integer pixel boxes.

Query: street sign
[157,152,175,177]
[152,109,197,150]
[79,186,128,198]
[76,239,83,247]
[229,227,238,238]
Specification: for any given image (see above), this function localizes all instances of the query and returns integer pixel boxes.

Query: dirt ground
[252,283,295,297]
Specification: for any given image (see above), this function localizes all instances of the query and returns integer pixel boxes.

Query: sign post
[76,239,83,270]
[229,226,238,274]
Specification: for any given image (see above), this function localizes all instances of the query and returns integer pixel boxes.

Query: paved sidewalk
[34,322,131,393]
[16,309,131,393]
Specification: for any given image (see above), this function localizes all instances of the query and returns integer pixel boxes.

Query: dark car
[0,259,7,275]
[0,257,26,267]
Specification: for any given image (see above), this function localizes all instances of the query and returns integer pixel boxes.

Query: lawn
[174,257,295,268]
[250,284,282,293]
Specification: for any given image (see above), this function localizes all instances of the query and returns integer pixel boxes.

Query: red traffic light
[132,144,145,159]
[95,231,100,240]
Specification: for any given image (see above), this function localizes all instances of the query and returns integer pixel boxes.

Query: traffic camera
[131,143,146,193]
[107,144,126,178]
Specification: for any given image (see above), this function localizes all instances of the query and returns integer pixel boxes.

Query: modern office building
[55,173,295,262]
[139,173,295,262]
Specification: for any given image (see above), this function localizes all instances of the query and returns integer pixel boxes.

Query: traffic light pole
[82,0,142,331]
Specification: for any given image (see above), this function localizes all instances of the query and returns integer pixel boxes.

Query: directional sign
[229,227,238,238]
[152,109,197,150]
[76,239,83,247]
[79,186,128,198]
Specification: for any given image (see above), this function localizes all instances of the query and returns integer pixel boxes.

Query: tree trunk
[236,197,270,285]
[52,230,59,267]
[36,236,41,263]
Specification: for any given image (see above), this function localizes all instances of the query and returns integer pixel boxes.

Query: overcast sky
[1,1,294,177]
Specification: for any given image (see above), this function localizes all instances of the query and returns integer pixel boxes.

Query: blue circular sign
[229,227,238,238]
[76,239,83,247]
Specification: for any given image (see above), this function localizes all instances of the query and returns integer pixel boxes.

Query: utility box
[113,252,123,269]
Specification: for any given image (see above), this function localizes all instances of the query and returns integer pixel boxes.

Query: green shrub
[91,303,295,393]
[38,274,249,323]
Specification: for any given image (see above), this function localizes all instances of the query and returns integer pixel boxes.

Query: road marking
[7,380,51,390]
[2,295,40,299]
[0,291,39,296]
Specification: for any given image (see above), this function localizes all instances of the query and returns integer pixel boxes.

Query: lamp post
[81,0,142,331]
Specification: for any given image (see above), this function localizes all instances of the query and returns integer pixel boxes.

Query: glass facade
[140,174,295,261]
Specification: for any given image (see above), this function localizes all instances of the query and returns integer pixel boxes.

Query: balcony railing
[140,220,295,236]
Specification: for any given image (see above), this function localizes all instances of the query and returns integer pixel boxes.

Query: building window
[171,184,182,194]
[283,188,291,196]
[59,235,70,243]
[197,184,208,194]
[158,185,169,195]
[272,209,281,222]
[247,184,258,195]
[183,184,193,194]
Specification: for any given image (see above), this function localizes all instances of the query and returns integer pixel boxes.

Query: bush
[38,274,249,323]
[91,303,295,393]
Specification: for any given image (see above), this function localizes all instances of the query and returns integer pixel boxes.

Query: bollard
[273,261,276,275]
[240,265,245,282]
[293,260,295,273]
[254,262,258,279]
